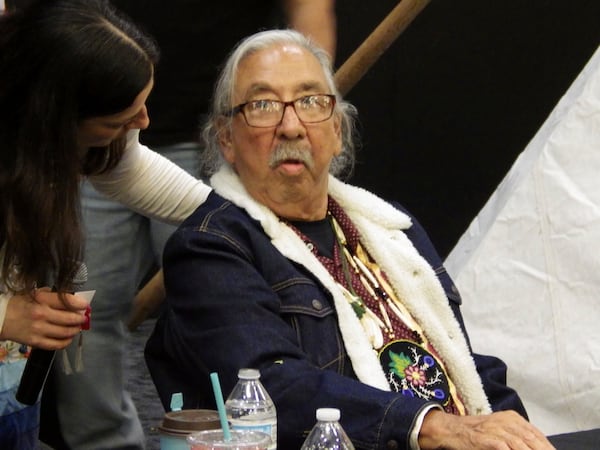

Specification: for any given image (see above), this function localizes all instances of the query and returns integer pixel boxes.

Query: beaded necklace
[325,204,466,414]
[330,212,420,348]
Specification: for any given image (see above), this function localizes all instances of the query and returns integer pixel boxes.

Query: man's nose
[276,104,306,138]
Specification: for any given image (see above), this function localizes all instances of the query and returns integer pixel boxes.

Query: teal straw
[210,372,232,441]
[170,392,183,412]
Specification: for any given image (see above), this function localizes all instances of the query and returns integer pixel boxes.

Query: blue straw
[210,372,232,441]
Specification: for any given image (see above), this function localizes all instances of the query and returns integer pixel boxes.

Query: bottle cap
[316,408,341,422]
[237,368,261,379]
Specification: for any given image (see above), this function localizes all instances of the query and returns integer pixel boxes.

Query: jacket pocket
[277,278,346,371]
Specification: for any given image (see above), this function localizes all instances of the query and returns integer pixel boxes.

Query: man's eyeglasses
[224,94,336,128]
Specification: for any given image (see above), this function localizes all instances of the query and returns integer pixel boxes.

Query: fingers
[22,300,84,349]
[419,410,556,450]
[474,412,555,450]
[27,322,82,350]
[33,288,90,312]
[490,411,555,450]
[518,423,555,450]
[1,291,88,350]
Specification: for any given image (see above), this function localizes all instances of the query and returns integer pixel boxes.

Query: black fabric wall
[335,0,600,258]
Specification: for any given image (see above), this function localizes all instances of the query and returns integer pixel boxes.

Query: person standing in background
[40,1,336,449]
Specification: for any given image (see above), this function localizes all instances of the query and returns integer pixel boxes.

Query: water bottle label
[230,421,277,450]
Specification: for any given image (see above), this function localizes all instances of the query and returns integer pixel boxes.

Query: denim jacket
[146,167,527,450]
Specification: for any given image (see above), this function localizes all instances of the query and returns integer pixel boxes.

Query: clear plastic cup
[187,429,271,450]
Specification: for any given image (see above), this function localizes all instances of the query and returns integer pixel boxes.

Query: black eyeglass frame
[223,94,337,128]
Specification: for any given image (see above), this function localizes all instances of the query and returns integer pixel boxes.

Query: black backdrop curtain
[335,0,600,257]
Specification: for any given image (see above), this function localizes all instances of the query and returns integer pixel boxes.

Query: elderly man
[146,30,554,449]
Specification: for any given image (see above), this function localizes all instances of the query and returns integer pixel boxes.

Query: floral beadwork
[380,339,451,405]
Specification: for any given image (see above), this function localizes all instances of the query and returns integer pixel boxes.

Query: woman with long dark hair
[0,1,209,447]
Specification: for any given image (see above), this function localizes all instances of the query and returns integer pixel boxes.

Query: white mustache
[269,144,314,170]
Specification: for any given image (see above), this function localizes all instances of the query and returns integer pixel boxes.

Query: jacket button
[386,440,399,449]
[312,299,323,310]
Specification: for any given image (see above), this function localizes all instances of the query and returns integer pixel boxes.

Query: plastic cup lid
[159,409,221,434]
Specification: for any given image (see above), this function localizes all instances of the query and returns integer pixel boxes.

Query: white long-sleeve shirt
[89,130,211,224]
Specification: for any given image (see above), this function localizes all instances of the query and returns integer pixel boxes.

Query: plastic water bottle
[225,368,277,449]
[300,408,355,450]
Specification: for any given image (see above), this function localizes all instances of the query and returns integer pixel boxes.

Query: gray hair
[200,29,359,179]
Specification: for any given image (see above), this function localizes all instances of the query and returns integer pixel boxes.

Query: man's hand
[419,409,555,450]
[1,288,88,350]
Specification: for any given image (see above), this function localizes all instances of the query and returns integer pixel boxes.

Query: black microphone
[16,263,88,405]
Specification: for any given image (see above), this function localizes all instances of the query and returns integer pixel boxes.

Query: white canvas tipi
[445,45,600,434]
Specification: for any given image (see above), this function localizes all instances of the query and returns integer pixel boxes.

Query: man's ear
[216,117,235,162]
[333,113,343,156]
